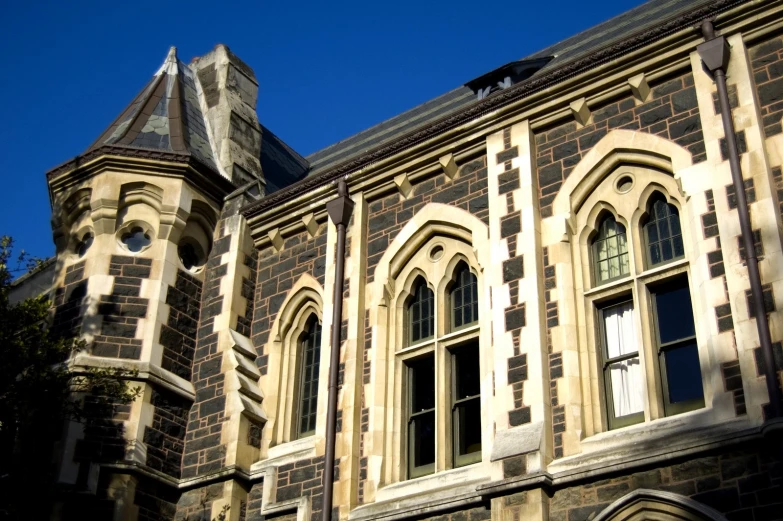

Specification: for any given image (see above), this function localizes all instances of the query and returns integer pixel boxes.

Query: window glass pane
[409,279,434,343]
[454,398,481,460]
[608,357,644,417]
[663,341,704,404]
[298,317,321,437]
[453,342,480,399]
[409,356,435,412]
[593,216,629,283]
[654,281,696,344]
[603,301,637,359]
[409,411,435,469]
[451,265,479,331]
[645,197,684,267]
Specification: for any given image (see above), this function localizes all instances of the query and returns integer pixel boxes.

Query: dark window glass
[121,227,151,252]
[178,242,204,270]
[451,264,479,330]
[408,355,435,477]
[592,216,629,284]
[652,277,704,415]
[298,316,322,437]
[408,279,434,344]
[452,342,481,466]
[77,232,94,257]
[645,197,684,267]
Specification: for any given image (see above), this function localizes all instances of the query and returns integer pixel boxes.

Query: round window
[615,174,635,194]
[121,227,152,253]
[178,240,206,271]
[75,232,94,257]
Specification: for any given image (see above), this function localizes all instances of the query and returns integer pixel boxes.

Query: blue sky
[0,0,646,260]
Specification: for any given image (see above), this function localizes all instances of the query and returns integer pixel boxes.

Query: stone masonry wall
[93,255,152,359]
[252,229,327,375]
[365,156,489,282]
[548,445,782,521]
[52,260,88,339]
[275,456,329,521]
[750,33,783,138]
[159,270,203,380]
[536,72,706,217]
[143,387,189,479]
[181,224,231,479]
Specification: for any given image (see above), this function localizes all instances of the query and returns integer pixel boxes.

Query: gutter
[697,20,782,419]
[241,0,748,220]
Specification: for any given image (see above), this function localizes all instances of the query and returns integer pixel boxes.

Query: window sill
[548,408,753,476]
[352,463,490,521]
[250,435,316,473]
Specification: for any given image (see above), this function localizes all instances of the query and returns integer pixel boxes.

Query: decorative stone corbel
[439,153,459,180]
[302,213,319,238]
[628,73,651,102]
[570,98,591,126]
[394,173,413,198]
[268,228,284,252]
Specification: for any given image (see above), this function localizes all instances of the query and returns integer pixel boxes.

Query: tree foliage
[0,237,140,519]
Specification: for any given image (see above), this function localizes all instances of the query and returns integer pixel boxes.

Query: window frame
[575,172,708,436]
[642,195,685,269]
[392,243,486,481]
[591,214,631,286]
[295,314,322,439]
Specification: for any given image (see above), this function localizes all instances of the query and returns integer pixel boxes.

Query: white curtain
[604,302,643,417]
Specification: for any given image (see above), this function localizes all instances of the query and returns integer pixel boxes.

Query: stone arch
[373,202,490,298]
[552,130,693,217]
[592,489,729,521]
[263,273,325,447]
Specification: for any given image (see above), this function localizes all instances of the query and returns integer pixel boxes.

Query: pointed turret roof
[87,47,219,173]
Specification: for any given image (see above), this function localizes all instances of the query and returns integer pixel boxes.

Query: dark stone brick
[669,114,702,139]
[123,265,151,278]
[276,484,302,502]
[187,433,221,451]
[503,256,524,283]
[508,407,531,426]
[501,213,521,238]
[607,111,635,129]
[721,455,759,480]
[101,322,136,338]
[672,88,698,112]
[505,307,525,331]
[759,78,783,106]
[369,211,396,233]
[692,488,740,513]
[539,162,563,187]
[199,358,222,379]
[199,396,225,417]
[291,466,316,483]
[496,146,519,164]
[368,236,388,256]
[578,128,607,150]
[567,503,610,521]
[508,364,528,384]
[671,456,719,481]
[552,141,578,161]
[469,195,488,214]
[502,456,525,478]
[639,104,673,127]
[498,170,520,195]
[431,182,470,204]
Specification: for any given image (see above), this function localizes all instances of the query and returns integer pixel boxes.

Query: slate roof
[303,0,706,177]
[87,47,219,174]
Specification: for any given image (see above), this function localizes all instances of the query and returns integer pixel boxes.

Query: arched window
[408,278,434,344]
[592,215,629,284]
[296,315,322,438]
[450,263,478,331]
[644,195,684,267]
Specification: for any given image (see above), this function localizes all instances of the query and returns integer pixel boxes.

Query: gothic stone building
[31,0,783,519]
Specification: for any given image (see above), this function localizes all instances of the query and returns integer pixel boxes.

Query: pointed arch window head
[593,215,629,285]
[644,196,684,267]
[297,315,322,438]
[450,263,479,331]
[408,278,434,344]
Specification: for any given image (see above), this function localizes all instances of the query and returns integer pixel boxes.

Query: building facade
[33,0,783,519]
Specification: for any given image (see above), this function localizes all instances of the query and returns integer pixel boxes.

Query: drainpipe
[323,178,354,520]
[697,20,782,419]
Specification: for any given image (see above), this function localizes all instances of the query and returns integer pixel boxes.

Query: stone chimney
[191,44,263,187]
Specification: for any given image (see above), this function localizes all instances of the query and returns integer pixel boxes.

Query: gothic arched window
[297,315,322,438]
[408,278,434,344]
[643,195,684,267]
[450,263,478,331]
[592,215,629,284]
